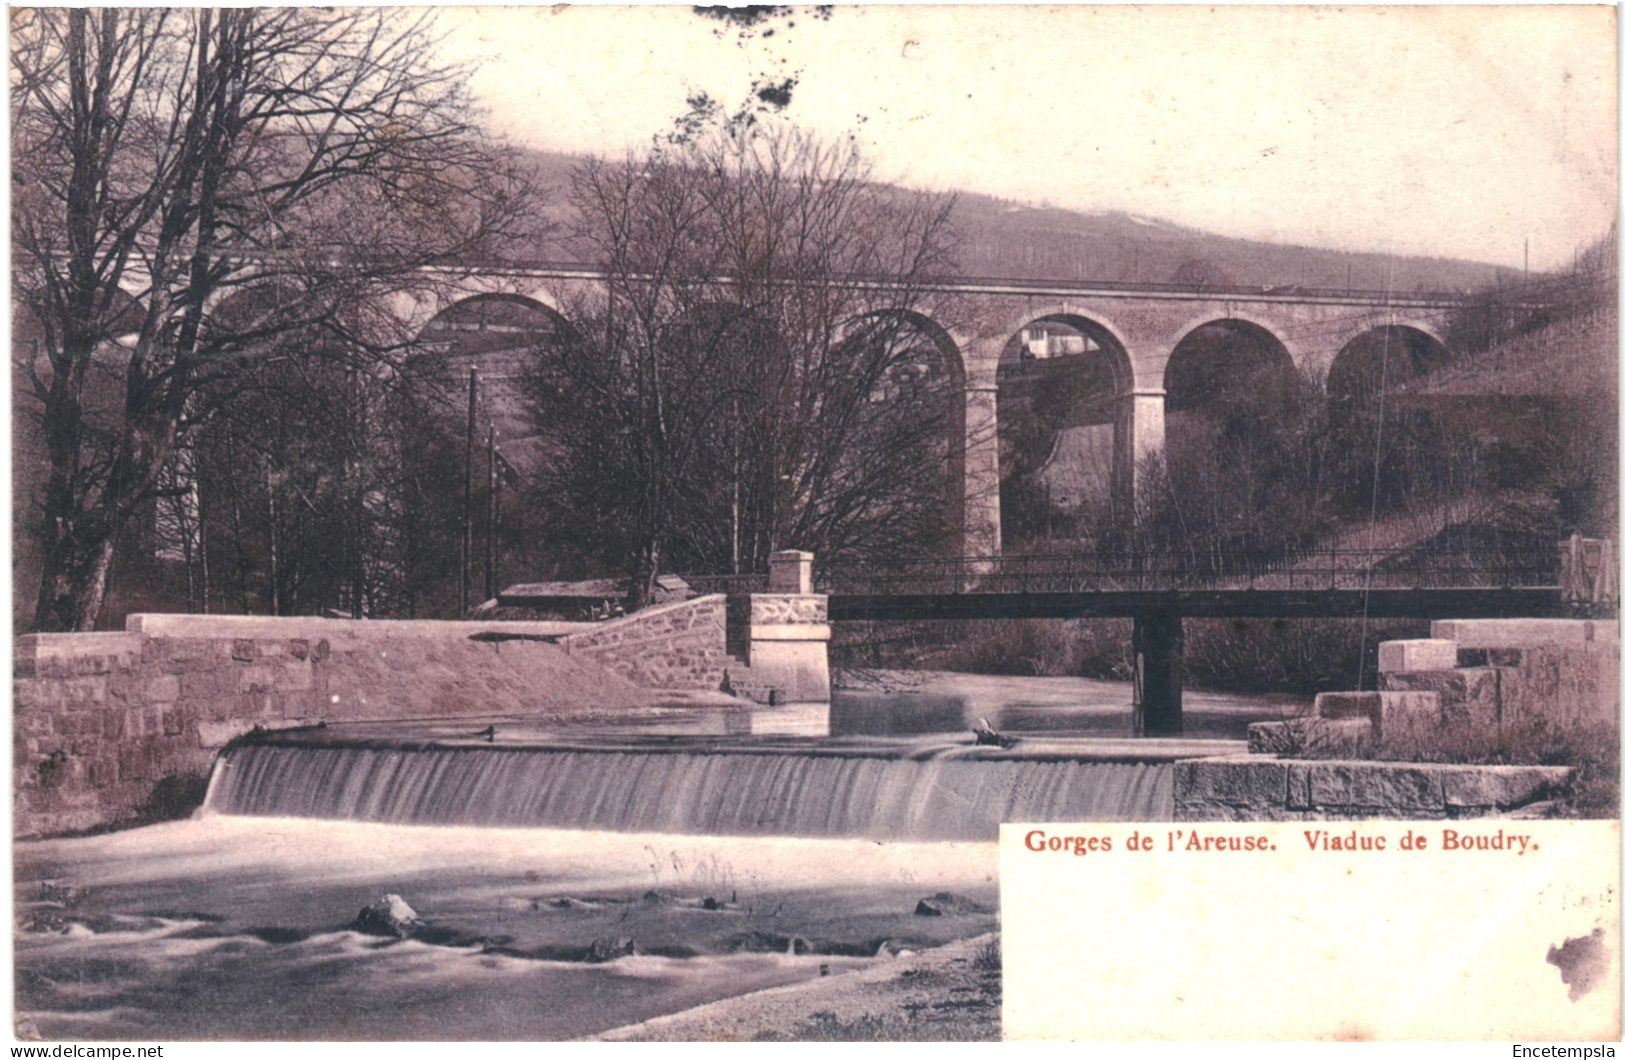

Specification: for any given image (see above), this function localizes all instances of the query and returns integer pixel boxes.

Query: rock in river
[352,894,424,938]
[587,936,637,962]
[914,892,992,917]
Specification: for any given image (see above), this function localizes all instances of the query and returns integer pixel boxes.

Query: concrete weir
[206,733,1194,840]
[12,602,742,838]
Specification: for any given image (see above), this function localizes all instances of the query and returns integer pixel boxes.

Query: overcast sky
[436,5,1616,271]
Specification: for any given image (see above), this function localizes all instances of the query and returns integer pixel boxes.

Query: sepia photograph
[8,3,1619,1043]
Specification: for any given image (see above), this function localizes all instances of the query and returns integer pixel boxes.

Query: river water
[13,672,1300,1041]
[15,818,1000,1040]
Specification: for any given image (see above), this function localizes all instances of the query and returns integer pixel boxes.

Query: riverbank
[598,932,1001,1041]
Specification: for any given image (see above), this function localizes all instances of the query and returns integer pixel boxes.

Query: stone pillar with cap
[745,550,830,702]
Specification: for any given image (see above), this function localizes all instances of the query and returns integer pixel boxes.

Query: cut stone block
[1315,691,1381,721]
[1378,638,1458,673]
[1499,646,1622,727]
[1295,762,1444,812]
[767,550,815,594]
[1173,759,1288,807]
[1247,717,1374,758]
[1431,619,1618,649]
[1315,690,1442,745]
[1440,765,1572,810]
[1175,801,1297,822]
[1457,648,1524,668]
[1374,692,1448,749]
[1379,667,1502,731]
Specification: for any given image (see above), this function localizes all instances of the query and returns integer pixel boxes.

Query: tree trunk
[197,471,211,614]
[628,538,661,611]
[74,537,117,632]
[32,537,80,633]
[33,524,117,633]
[267,464,282,615]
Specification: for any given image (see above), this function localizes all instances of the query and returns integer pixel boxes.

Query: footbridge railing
[814,547,1561,597]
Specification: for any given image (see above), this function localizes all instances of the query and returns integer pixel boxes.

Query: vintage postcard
[8,3,1619,1044]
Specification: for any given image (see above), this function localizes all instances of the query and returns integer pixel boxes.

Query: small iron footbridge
[683,538,1615,737]
[815,547,1578,622]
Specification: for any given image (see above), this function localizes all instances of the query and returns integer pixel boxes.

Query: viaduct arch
[399,269,1470,559]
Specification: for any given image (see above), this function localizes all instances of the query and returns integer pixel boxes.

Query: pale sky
[436,5,1617,271]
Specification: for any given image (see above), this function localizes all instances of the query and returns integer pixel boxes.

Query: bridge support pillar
[1134,608,1183,736]
[1114,389,1166,515]
[962,380,1002,559]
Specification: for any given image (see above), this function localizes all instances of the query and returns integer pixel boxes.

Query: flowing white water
[16,818,1001,1041]
[206,742,1174,839]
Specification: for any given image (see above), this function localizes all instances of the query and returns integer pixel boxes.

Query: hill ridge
[512,147,1521,292]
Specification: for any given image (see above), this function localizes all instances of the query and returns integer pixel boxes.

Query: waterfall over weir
[206,740,1174,841]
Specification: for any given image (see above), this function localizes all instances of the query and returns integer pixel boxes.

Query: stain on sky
[692,6,833,41]
[755,77,797,110]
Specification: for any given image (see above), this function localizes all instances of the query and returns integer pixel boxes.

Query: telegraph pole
[731,396,741,575]
[461,367,479,614]
[485,423,498,603]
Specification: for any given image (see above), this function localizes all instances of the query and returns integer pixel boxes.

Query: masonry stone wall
[748,595,828,625]
[1207,617,1612,820]
[559,595,729,691]
[14,614,655,839]
[1370,622,1619,754]
[743,593,831,702]
[1174,756,1573,821]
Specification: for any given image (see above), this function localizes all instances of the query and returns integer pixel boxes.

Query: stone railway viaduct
[389,264,1470,559]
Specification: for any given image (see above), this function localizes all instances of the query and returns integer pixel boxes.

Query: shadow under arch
[1327,323,1454,407]
[416,292,575,362]
[1163,317,1297,414]
[824,307,969,563]
[1161,317,1303,548]
[1164,309,1303,373]
[414,292,579,487]
[835,307,968,393]
[206,281,319,349]
[1322,323,1463,521]
[996,312,1135,547]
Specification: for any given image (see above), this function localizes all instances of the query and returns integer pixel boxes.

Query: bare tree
[12,8,534,630]
[527,117,962,607]
[158,348,473,620]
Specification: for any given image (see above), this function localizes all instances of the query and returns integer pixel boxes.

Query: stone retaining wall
[1174,756,1573,821]
[558,595,729,691]
[1213,617,1612,820]
[14,614,654,839]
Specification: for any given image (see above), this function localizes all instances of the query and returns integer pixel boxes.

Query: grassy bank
[832,617,1429,696]
[1369,714,1621,818]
